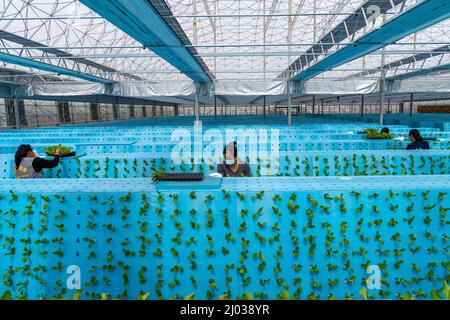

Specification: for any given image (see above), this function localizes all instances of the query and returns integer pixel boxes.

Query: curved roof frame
[0,0,448,101]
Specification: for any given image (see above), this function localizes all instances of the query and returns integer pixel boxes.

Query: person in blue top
[406,129,430,150]
[381,127,390,134]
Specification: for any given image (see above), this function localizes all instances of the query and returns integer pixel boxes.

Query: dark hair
[409,129,423,141]
[381,127,389,134]
[223,141,237,158]
[15,144,32,168]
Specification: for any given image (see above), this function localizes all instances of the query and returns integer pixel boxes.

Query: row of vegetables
[2,125,449,300]
[29,153,450,179]
[2,135,449,156]
[0,187,448,300]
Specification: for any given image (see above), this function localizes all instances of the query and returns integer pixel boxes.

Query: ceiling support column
[409,93,414,117]
[263,95,266,119]
[14,99,21,129]
[360,94,365,118]
[312,95,316,115]
[194,86,201,127]
[287,81,292,126]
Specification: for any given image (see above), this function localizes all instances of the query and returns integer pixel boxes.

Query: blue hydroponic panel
[0,176,448,300]
[1,116,449,300]
[1,150,448,180]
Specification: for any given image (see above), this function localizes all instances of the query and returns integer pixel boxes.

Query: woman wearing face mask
[406,129,430,150]
[217,141,251,177]
[13,144,61,179]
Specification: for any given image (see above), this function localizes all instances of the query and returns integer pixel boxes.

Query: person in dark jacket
[13,144,60,179]
[217,141,250,177]
[406,129,430,150]
[381,127,390,134]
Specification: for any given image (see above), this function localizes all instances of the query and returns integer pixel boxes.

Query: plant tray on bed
[158,173,205,181]
[363,128,394,140]
[44,145,75,157]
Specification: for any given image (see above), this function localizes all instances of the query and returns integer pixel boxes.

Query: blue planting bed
[1,150,449,179]
[0,116,448,300]
[0,176,448,300]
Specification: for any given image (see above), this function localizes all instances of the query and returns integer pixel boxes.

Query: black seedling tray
[45,151,76,158]
[159,173,204,181]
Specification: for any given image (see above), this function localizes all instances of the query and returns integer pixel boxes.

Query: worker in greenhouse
[217,141,251,177]
[381,127,390,134]
[406,129,430,150]
[13,144,61,179]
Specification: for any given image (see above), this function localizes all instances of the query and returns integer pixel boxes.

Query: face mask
[224,159,235,165]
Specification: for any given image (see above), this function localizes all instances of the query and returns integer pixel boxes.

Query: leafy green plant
[0,291,12,300]
[151,167,166,182]
[44,144,72,156]
[364,128,394,140]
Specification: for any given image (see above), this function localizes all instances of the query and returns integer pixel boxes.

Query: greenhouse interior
[0,0,449,304]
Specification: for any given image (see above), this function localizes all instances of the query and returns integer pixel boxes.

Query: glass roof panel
[0,0,448,87]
